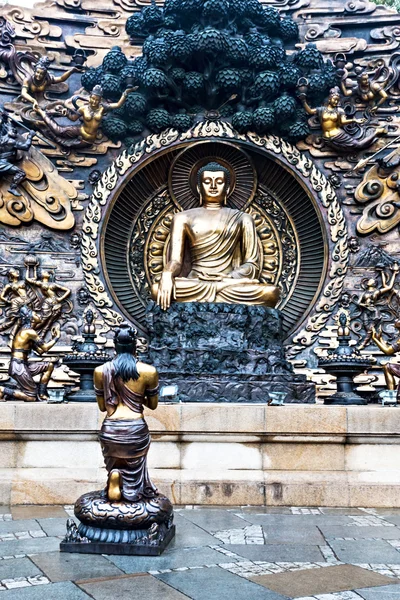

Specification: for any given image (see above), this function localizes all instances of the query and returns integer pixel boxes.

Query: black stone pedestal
[64,371,97,403]
[60,524,175,556]
[63,313,110,402]
[322,362,372,406]
[144,302,315,404]
[319,331,374,406]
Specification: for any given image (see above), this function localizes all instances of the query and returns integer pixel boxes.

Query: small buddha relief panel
[102,137,326,339]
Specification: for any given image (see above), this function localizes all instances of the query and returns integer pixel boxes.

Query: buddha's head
[197,161,230,206]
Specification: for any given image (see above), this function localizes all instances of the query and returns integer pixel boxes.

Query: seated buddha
[152,161,280,310]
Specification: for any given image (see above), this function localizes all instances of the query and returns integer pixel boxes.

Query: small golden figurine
[0,268,33,336]
[26,271,71,335]
[34,84,134,148]
[372,323,400,401]
[357,263,399,350]
[0,305,60,402]
[153,161,280,310]
[341,71,388,113]
[298,86,387,152]
[21,56,79,109]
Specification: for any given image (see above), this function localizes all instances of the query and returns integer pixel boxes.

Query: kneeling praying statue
[94,324,160,503]
[61,324,175,555]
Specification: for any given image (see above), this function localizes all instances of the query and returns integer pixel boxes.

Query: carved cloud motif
[0,144,76,229]
[355,161,400,235]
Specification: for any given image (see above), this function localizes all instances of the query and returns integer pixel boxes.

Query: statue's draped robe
[172,207,278,306]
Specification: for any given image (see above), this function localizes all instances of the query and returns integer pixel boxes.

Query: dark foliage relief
[81,0,339,145]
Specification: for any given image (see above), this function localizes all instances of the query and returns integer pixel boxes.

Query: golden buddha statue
[152,161,280,310]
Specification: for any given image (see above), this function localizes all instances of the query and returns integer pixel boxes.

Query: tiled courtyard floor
[1,506,400,599]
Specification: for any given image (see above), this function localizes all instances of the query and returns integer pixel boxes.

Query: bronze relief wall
[0,0,400,398]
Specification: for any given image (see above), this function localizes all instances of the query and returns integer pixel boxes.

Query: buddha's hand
[158,271,175,311]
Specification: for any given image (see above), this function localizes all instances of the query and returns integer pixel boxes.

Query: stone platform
[2,403,400,507]
[144,302,315,403]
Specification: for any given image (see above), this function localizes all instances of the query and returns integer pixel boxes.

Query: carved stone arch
[81,122,348,355]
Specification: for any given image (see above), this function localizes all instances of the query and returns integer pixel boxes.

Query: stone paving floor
[1,506,400,599]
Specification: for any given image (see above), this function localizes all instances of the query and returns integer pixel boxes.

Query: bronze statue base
[61,489,175,556]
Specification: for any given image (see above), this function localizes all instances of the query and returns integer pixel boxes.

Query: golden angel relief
[0,143,76,229]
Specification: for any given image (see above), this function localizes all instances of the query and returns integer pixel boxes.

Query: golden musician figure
[372,322,400,401]
[152,161,280,310]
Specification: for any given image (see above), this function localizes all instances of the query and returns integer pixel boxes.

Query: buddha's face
[199,170,227,205]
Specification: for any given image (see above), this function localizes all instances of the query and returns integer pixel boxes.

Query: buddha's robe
[162,206,280,307]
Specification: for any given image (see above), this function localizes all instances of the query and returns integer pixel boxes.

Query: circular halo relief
[169,140,257,211]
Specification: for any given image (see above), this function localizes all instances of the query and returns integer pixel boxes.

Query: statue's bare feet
[107,470,122,502]
[37,384,49,402]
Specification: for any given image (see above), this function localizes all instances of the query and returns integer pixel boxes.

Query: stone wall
[1,403,400,507]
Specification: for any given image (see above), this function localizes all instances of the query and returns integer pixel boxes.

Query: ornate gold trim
[82,122,348,354]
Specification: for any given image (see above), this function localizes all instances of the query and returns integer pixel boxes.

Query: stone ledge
[2,468,400,507]
[1,403,400,506]
[1,403,400,436]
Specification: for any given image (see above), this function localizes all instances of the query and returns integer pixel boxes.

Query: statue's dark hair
[113,323,139,382]
[197,161,230,188]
